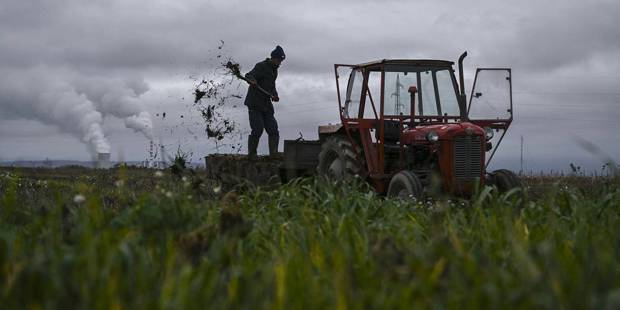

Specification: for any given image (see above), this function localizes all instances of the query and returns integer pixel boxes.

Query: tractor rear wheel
[490,169,523,193]
[387,170,423,200]
[317,135,362,181]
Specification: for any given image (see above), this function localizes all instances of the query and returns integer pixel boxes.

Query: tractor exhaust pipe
[458,51,467,96]
[457,51,468,118]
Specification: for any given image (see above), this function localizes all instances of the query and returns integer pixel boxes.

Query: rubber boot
[248,135,259,161]
[268,135,279,158]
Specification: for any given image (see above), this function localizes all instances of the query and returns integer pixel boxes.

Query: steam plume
[0,68,111,154]
[73,77,154,140]
[0,68,155,156]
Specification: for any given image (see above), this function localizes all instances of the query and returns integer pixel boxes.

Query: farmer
[244,45,285,160]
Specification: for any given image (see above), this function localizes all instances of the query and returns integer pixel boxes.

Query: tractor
[205,52,522,198]
[314,52,522,198]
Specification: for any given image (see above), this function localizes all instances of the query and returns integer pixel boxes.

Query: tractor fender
[318,124,346,142]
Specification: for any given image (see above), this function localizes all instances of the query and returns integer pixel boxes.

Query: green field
[1,166,619,309]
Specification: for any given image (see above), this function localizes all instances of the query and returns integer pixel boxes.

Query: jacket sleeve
[273,70,278,97]
[245,63,265,81]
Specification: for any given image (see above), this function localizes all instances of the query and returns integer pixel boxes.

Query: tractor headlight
[484,127,494,140]
[426,131,439,143]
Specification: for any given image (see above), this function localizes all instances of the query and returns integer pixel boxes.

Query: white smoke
[73,77,154,140]
[124,111,154,139]
[0,67,111,154]
[0,67,154,156]
[38,89,111,154]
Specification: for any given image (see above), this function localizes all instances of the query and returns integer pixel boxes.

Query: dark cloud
[1,0,619,170]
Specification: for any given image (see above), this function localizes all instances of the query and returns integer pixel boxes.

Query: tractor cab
[318,53,518,197]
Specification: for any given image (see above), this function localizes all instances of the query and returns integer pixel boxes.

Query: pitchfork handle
[240,76,275,99]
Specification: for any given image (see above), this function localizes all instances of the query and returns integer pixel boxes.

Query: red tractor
[314,52,522,198]
[205,52,522,198]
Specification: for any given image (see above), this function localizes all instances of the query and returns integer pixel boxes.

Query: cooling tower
[97,152,111,169]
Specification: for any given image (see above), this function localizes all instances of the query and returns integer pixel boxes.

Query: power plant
[97,152,111,169]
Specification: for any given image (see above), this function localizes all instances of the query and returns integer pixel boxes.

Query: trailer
[205,139,322,187]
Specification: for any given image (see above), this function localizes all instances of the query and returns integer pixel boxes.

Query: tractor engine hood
[401,122,485,144]
[401,122,487,196]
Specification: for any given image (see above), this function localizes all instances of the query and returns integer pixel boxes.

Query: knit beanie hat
[270,45,286,60]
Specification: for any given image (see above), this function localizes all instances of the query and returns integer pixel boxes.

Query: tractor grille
[453,135,483,180]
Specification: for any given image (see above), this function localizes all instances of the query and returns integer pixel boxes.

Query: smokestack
[97,152,111,169]
[160,144,166,167]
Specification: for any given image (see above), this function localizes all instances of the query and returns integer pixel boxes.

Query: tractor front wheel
[317,135,363,181]
[387,170,423,200]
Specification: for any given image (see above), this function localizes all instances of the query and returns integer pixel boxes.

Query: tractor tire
[387,170,424,200]
[317,135,363,181]
[490,169,523,193]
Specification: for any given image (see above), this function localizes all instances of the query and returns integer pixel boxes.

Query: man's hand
[271,95,280,102]
[247,78,258,86]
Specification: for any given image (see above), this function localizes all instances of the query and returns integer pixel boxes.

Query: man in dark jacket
[244,45,285,160]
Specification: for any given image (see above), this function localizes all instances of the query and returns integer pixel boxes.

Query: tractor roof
[355,59,454,69]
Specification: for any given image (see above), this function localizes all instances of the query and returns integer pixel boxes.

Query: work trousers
[248,109,279,138]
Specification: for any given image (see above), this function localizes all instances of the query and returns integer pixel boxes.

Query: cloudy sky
[1,0,619,172]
